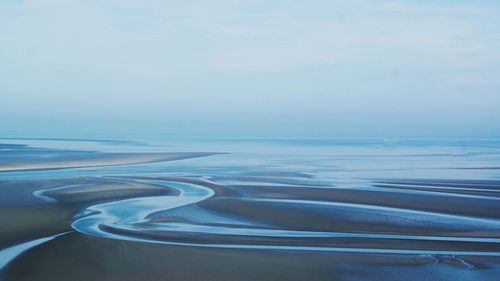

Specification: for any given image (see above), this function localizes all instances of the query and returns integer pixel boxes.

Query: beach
[1,138,500,280]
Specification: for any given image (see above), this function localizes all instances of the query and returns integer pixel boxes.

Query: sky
[1,0,499,138]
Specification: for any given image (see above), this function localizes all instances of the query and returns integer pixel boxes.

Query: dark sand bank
[3,233,500,281]
[0,177,178,248]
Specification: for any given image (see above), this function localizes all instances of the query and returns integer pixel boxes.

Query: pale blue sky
[1,0,499,138]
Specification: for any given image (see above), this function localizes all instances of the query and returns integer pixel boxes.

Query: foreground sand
[2,175,499,281]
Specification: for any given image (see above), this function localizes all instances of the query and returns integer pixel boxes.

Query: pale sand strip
[0,152,216,172]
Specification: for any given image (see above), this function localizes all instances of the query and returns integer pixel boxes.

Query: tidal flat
[1,138,500,281]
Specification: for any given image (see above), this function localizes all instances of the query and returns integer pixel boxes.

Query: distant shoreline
[0,152,218,172]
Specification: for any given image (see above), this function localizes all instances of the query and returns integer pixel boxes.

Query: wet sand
[4,233,500,281]
[1,139,500,280]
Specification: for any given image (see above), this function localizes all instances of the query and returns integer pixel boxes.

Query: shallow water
[1,138,500,280]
